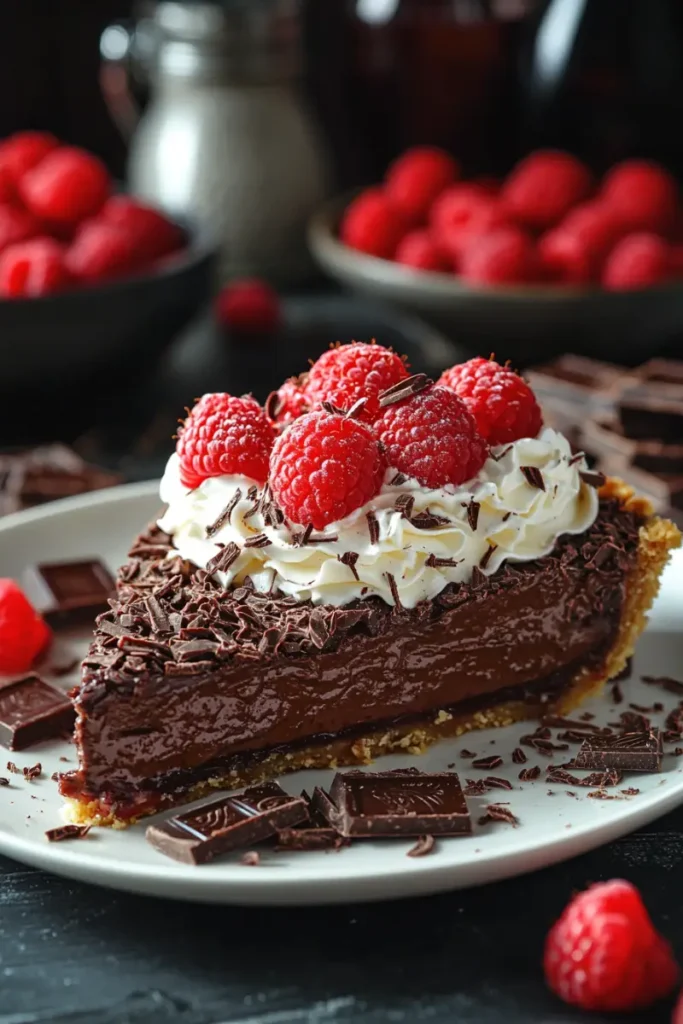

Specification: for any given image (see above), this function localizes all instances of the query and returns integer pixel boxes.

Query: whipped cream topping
[158,427,599,610]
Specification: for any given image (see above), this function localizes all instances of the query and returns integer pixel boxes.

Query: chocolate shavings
[378,373,432,407]
[520,466,545,490]
[580,470,606,488]
[478,804,519,827]
[45,824,91,842]
[407,834,436,858]
[206,488,242,538]
[471,755,503,770]
[366,510,379,545]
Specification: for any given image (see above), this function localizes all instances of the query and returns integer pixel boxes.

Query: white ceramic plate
[0,482,681,906]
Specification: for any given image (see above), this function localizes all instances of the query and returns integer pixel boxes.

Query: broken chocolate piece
[574,728,663,773]
[0,675,74,750]
[275,788,345,851]
[317,770,472,838]
[145,781,307,864]
[23,559,115,628]
[45,824,90,842]
[406,834,436,857]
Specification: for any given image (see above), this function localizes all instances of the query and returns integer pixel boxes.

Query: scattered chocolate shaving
[366,510,379,545]
[378,373,432,407]
[206,489,242,537]
[546,767,623,787]
[321,400,347,417]
[0,777,9,786]
[338,551,359,580]
[45,824,91,842]
[471,755,503,770]
[621,788,640,796]
[478,804,519,827]
[568,451,585,466]
[384,572,402,608]
[426,554,462,568]
[484,776,513,791]
[587,790,618,800]
[466,500,480,532]
[463,779,489,796]
[580,711,596,721]
[611,682,623,704]
[501,511,512,522]
[642,675,683,696]
[390,472,407,486]
[241,851,261,866]
[51,771,59,781]
[479,544,497,570]
[294,524,314,547]
[491,445,513,461]
[629,702,661,714]
[305,532,339,545]
[23,763,42,781]
[580,470,606,488]
[512,747,527,764]
[519,766,541,781]
[541,715,610,734]
[243,533,271,549]
[459,749,477,759]
[6,761,20,774]
[407,834,436,858]
[520,466,545,490]
[206,541,241,575]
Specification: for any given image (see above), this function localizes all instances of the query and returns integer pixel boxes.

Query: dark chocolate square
[26,559,115,627]
[574,728,663,773]
[0,674,74,750]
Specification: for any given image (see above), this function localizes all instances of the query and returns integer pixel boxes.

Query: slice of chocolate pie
[60,351,681,826]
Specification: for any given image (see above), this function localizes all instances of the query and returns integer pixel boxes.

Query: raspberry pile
[544,879,679,1013]
[174,344,546,529]
[340,147,682,290]
[0,131,183,298]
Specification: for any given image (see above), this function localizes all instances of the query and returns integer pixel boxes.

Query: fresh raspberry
[177,393,275,488]
[0,204,41,254]
[214,278,281,334]
[270,410,385,529]
[100,196,183,266]
[374,384,487,488]
[501,150,593,231]
[544,879,679,1013]
[340,188,408,260]
[430,186,508,263]
[266,376,309,427]
[66,222,134,284]
[459,227,540,286]
[539,201,622,284]
[0,131,58,187]
[0,579,52,674]
[670,244,683,277]
[0,237,71,298]
[601,159,679,234]
[394,230,450,272]
[438,357,542,444]
[385,146,458,225]
[19,146,110,226]
[305,342,409,423]
[602,232,672,291]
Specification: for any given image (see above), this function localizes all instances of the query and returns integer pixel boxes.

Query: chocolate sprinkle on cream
[338,551,360,580]
[395,493,415,519]
[206,489,242,538]
[479,544,497,570]
[243,533,271,549]
[520,466,545,490]
[471,755,503,770]
[426,554,462,568]
[45,824,90,843]
[206,541,240,575]
[366,510,380,545]
[407,834,436,858]
[466,500,480,532]
[492,445,513,462]
[390,472,407,486]
[385,572,402,608]
[379,373,432,407]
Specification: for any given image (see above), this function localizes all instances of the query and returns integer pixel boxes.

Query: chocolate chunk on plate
[315,769,472,838]
[22,559,115,628]
[0,674,74,750]
[146,782,308,864]
[574,728,663,773]
[275,789,345,851]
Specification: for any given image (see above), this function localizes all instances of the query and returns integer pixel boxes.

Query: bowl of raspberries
[0,131,214,392]
[309,147,683,363]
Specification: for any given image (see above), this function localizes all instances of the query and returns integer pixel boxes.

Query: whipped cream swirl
[158,429,598,610]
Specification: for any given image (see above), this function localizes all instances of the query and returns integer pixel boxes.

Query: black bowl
[0,223,216,397]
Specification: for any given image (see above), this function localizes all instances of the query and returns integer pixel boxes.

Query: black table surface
[2,301,682,1024]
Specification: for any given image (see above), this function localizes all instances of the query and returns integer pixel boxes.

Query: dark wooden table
[2,303,681,1024]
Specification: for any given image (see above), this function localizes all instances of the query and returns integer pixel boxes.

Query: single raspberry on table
[385,146,458,225]
[66,221,134,284]
[270,410,385,529]
[214,278,281,334]
[0,131,58,186]
[544,879,679,1013]
[373,383,488,489]
[601,159,679,235]
[305,341,409,423]
[394,230,450,272]
[501,149,593,231]
[538,201,621,284]
[340,188,408,260]
[266,376,309,427]
[602,232,672,290]
[430,186,507,264]
[19,146,110,226]
[438,357,543,445]
[177,393,275,489]
[459,226,540,286]
[100,196,183,266]
[0,579,52,674]
[0,237,71,297]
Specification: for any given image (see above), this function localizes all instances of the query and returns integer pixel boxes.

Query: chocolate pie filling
[60,500,641,815]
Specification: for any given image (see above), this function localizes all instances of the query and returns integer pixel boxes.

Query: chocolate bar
[618,386,683,442]
[145,782,308,864]
[22,559,115,628]
[316,769,472,838]
[582,419,683,474]
[636,358,683,388]
[574,728,663,773]
[0,445,120,517]
[0,674,74,750]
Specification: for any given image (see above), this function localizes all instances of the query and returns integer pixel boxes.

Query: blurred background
[1,0,682,521]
